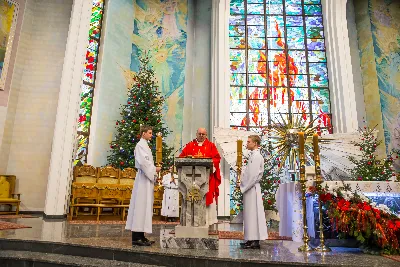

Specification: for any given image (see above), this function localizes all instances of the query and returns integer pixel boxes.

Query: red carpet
[0,221,31,230]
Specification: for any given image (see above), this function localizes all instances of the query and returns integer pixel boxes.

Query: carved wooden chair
[119,168,136,186]
[69,183,99,219]
[97,166,119,184]
[0,175,21,215]
[72,165,98,216]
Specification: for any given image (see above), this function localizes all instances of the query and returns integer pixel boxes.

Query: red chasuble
[179,139,222,206]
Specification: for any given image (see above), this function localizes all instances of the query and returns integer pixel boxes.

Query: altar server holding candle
[126,125,161,246]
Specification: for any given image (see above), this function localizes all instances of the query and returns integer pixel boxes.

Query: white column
[211,0,231,217]
[322,0,361,133]
[43,0,92,216]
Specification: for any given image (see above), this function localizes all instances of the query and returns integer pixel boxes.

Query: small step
[0,250,163,267]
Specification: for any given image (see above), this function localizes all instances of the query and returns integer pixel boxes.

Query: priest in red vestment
[179,128,222,226]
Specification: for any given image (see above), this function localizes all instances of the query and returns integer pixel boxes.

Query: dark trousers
[132,231,144,241]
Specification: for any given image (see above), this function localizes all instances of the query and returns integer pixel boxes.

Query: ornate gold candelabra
[298,132,314,252]
[313,134,331,252]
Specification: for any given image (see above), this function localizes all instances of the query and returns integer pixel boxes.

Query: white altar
[276,181,400,242]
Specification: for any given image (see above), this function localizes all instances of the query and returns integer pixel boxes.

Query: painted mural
[355,0,400,168]
[130,0,188,150]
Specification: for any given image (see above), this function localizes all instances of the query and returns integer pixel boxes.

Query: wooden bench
[0,175,21,215]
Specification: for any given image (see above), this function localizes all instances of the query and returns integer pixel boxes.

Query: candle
[237,139,243,167]
[156,132,162,164]
[298,132,305,155]
[313,133,319,156]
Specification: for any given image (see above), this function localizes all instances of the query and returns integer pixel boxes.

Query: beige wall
[0,0,73,211]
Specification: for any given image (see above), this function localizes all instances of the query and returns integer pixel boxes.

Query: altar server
[239,135,268,249]
[161,170,179,220]
[126,125,161,246]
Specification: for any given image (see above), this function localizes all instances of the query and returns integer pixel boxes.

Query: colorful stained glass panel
[306,27,324,38]
[266,16,285,37]
[310,73,328,87]
[75,134,89,161]
[290,75,308,87]
[89,0,104,39]
[287,37,305,49]
[230,0,245,14]
[230,99,247,112]
[286,4,302,15]
[229,37,245,49]
[229,15,245,25]
[248,61,266,73]
[230,60,246,73]
[307,39,325,50]
[248,4,264,14]
[248,26,265,37]
[286,16,303,27]
[249,74,267,86]
[247,15,264,25]
[231,86,247,100]
[292,87,309,100]
[267,38,285,49]
[304,5,322,15]
[231,73,246,85]
[230,113,246,126]
[266,4,283,15]
[305,16,323,28]
[248,50,265,61]
[229,25,245,37]
[248,37,265,49]
[308,51,326,62]
[249,87,268,99]
[230,49,245,61]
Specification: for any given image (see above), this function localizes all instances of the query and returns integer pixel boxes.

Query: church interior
[0,0,400,266]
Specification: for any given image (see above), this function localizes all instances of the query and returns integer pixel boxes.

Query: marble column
[43,0,92,217]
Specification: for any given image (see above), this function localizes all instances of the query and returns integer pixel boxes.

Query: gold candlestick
[313,133,331,252]
[236,139,243,187]
[156,132,162,185]
[298,132,313,252]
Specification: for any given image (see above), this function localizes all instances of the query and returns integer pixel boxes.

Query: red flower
[320,193,332,203]
[362,202,371,211]
[338,198,350,211]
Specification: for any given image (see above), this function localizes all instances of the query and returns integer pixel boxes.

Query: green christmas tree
[107,55,174,170]
[348,126,399,181]
[231,141,283,213]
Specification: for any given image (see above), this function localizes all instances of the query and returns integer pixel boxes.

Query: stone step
[0,250,162,267]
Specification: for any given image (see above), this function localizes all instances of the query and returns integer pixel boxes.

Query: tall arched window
[229,0,332,134]
[74,0,105,166]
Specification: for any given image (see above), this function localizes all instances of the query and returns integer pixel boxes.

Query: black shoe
[243,241,260,249]
[132,239,151,246]
[142,237,155,245]
[240,241,251,248]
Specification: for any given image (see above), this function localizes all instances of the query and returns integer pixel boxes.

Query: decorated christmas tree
[348,126,399,181]
[107,55,174,170]
[231,142,283,213]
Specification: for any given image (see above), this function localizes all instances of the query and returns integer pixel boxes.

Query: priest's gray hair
[140,125,153,135]
[248,135,261,145]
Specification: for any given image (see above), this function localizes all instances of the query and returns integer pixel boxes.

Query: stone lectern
[160,157,219,250]
[175,158,212,237]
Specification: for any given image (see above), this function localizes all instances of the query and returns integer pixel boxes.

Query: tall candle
[237,139,243,167]
[313,133,319,156]
[156,132,162,164]
[298,132,305,155]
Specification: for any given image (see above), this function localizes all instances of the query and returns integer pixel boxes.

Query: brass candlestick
[236,139,243,188]
[156,132,162,185]
[313,136,331,252]
[298,152,313,252]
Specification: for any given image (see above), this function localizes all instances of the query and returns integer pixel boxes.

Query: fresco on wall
[0,0,17,91]
[130,0,188,150]
[355,0,400,168]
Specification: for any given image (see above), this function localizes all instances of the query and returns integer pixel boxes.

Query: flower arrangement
[309,184,400,254]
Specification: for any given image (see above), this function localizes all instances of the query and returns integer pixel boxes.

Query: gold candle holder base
[297,179,314,252]
[156,162,162,186]
[314,180,331,253]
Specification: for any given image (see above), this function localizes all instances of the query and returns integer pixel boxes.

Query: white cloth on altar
[206,202,218,226]
[125,138,156,234]
[161,173,179,218]
[240,149,268,241]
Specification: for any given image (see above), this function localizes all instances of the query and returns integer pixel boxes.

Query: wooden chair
[120,168,136,185]
[97,185,130,221]
[97,166,119,184]
[0,175,21,215]
[73,165,98,215]
[74,165,97,183]
[69,183,99,219]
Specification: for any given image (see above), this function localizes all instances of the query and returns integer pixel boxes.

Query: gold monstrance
[156,132,162,184]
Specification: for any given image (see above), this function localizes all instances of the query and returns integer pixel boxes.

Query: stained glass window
[74,0,105,166]
[229,0,332,135]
